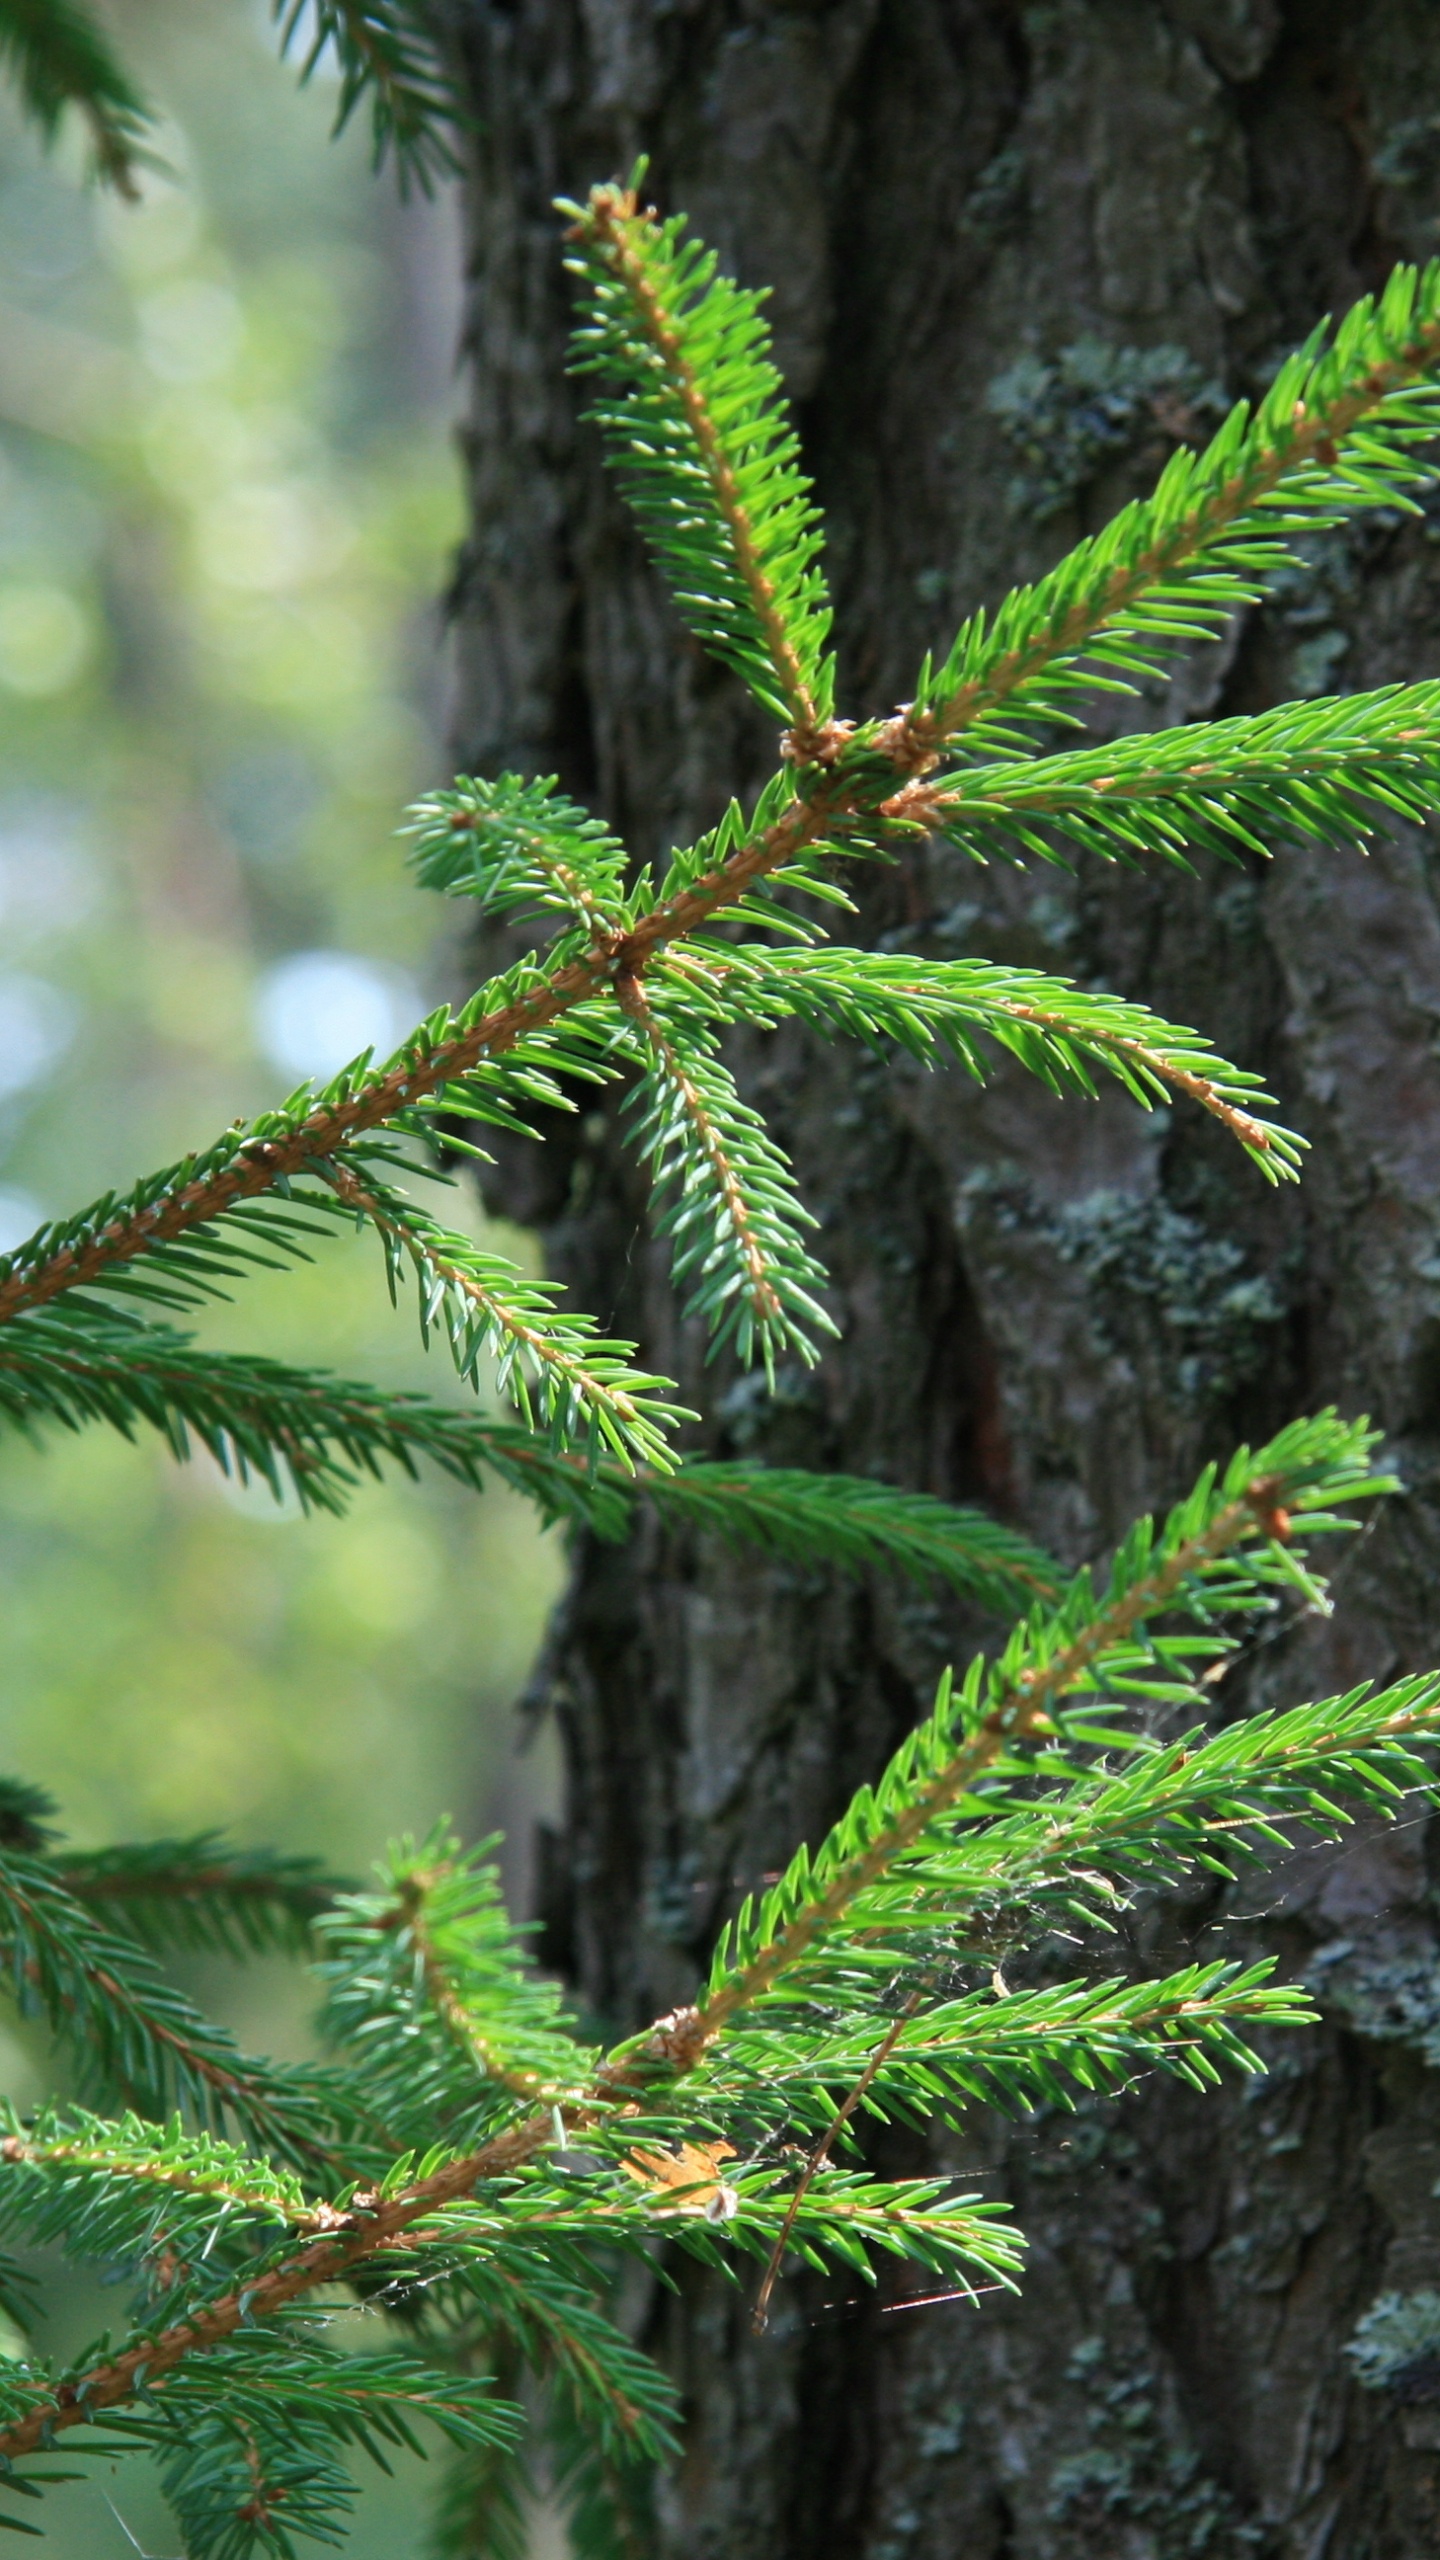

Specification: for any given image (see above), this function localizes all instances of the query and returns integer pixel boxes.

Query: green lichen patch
[1347,2289,1440,2399]
[1308,1942,1440,2067]
[1047,2338,1265,2556]
[1054,1189,1287,1403]
[961,143,1027,248]
[986,339,1228,522]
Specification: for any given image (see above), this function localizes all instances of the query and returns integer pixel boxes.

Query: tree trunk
[448,4,1440,2551]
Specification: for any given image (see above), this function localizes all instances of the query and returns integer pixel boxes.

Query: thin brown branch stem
[751,1992,921,2335]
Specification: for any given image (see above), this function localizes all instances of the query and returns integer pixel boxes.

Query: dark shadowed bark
[447,4,1440,2551]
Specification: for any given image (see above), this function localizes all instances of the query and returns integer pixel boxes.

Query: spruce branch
[0,1302,654,1517]
[159,2406,361,2560]
[399,1894,553,2106]
[53,1839,341,1961]
[273,0,463,192]
[317,1157,687,1470]
[899,258,1440,758]
[562,172,835,734]
[539,2167,1026,2296]
[0,1418,1417,2502]
[0,1421,1390,2491]
[0,2108,321,2264]
[0,1297,1060,1603]
[647,762,882,922]
[722,1969,1320,2258]
[0,0,156,195]
[897,681,1440,873]
[0,1852,335,2165]
[429,2363,659,2560]
[683,1414,1389,2043]
[0,774,856,1342]
[432,2249,678,2463]
[4,207,1440,1454]
[617,972,835,1374]
[0,2057,1010,2476]
[698,946,1304,1178]
[407,772,631,940]
[881,1667,1440,1945]
[124,2337,519,2560]
[0,627,1358,1394]
[0,0,460,200]
[316,1833,592,2130]
[0,2131,574,2467]
[635,1462,1059,1609]
[0,1779,58,1854]
[377,1432,1059,1611]
[16,129,1440,2560]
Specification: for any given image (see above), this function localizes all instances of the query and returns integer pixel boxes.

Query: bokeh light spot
[0,586,93,696]
[139,278,244,383]
[255,947,416,1081]
[0,974,74,1096]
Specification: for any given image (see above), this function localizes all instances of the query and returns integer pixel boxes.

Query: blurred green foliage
[0,3,568,2550]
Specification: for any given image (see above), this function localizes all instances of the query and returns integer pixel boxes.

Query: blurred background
[0,1,567,2547]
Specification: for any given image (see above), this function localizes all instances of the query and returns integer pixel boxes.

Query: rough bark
[448,4,1440,2552]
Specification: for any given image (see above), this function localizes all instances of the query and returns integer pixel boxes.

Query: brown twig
[751,1993,922,2335]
